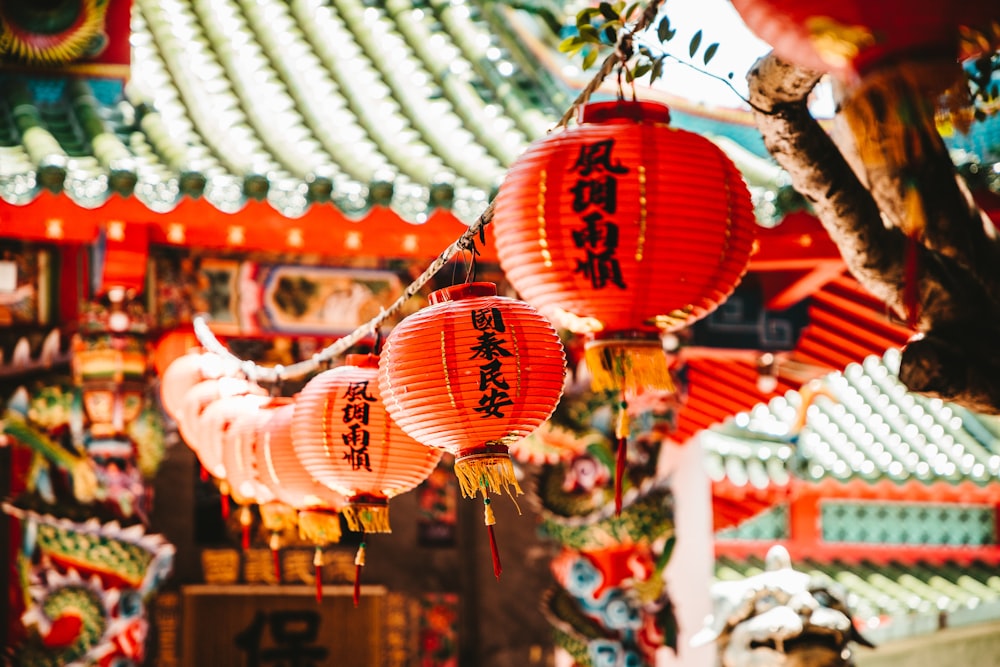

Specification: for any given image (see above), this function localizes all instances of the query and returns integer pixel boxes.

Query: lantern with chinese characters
[379,282,566,577]
[491,100,757,510]
[293,353,442,603]
[293,354,442,533]
[254,399,344,601]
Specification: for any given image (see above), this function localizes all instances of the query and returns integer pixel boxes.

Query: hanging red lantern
[492,100,756,510]
[188,393,270,482]
[728,0,995,82]
[254,398,344,601]
[159,349,236,420]
[175,377,267,490]
[293,353,442,533]
[293,353,442,603]
[379,282,566,577]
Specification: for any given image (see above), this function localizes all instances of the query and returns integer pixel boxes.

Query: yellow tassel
[239,505,253,528]
[298,509,342,546]
[260,501,298,533]
[585,338,674,395]
[354,542,367,567]
[313,547,324,568]
[484,498,496,526]
[454,452,523,503]
[269,532,281,551]
[342,503,392,534]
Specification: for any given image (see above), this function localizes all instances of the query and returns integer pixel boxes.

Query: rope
[193,0,665,384]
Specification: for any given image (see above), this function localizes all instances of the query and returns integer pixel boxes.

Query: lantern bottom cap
[342,502,392,534]
[454,452,523,502]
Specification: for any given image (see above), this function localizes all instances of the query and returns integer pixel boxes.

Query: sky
[637,0,773,108]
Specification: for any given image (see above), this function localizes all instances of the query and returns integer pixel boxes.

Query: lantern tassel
[314,546,323,604]
[269,533,282,584]
[484,498,501,580]
[353,538,367,608]
[585,337,674,395]
[454,451,523,503]
[615,403,629,516]
[219,480,230,520]
[239,505,252,550]
[342,501,391,534]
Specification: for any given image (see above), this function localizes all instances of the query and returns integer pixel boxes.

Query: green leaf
[703,42,719,64]
[688,29,702,58]
[650,55,664,83]
[613,0,626,14]
[579,24,600,42]
[599,2,618,20]
[582,47,599,70]
[657,16,675,42]
[633,62,652,79]
[558,35,583,53]
[577,7,600,27]
[625,67,635,83]
[624,2,640,20]
[602,25,617,43]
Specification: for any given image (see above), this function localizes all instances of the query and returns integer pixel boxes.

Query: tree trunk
[746,52,1000,414]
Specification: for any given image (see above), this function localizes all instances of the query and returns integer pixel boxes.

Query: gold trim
[636,165,647,262]
[538,169,552,267]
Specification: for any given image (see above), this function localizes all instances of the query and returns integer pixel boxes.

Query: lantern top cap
[579,100,671,125]
[344,353,378,368]
[429,281,498,304]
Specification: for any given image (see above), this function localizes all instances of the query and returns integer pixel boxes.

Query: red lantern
[379,282,566,577]
[189,393,269,481]
[175,377,266,465]
[254,399,344,512]
[729,0,995,81]
[255,398,344,601]
[159,349,235,420]
[492,100,756,510]
[292,354,442,534]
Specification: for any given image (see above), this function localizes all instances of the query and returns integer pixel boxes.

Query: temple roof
[715,555,1000,645]
[0,0,830,233]
[705,347,1000,509]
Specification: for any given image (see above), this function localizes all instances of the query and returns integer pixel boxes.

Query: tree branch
[747,53,909,315]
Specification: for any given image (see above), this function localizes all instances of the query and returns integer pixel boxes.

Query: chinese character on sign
[568,140,629,290]
[468,308,514,419]
[235,609,329,667]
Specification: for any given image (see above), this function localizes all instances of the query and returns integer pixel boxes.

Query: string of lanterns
[164,0,761,596]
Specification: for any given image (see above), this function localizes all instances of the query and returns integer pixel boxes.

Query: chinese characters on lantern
[469,307,513,419]
[569,139,628,290]
[342,380,376,471]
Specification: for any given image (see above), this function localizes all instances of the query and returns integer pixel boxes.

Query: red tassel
[615,436,627,515]
[487,524,502,580]
[314,547,323,604]
[241,522,250,550]
[272,548,281,584]
[199,465,209,482]
[353,539,366,608]
[221,495,230,520]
